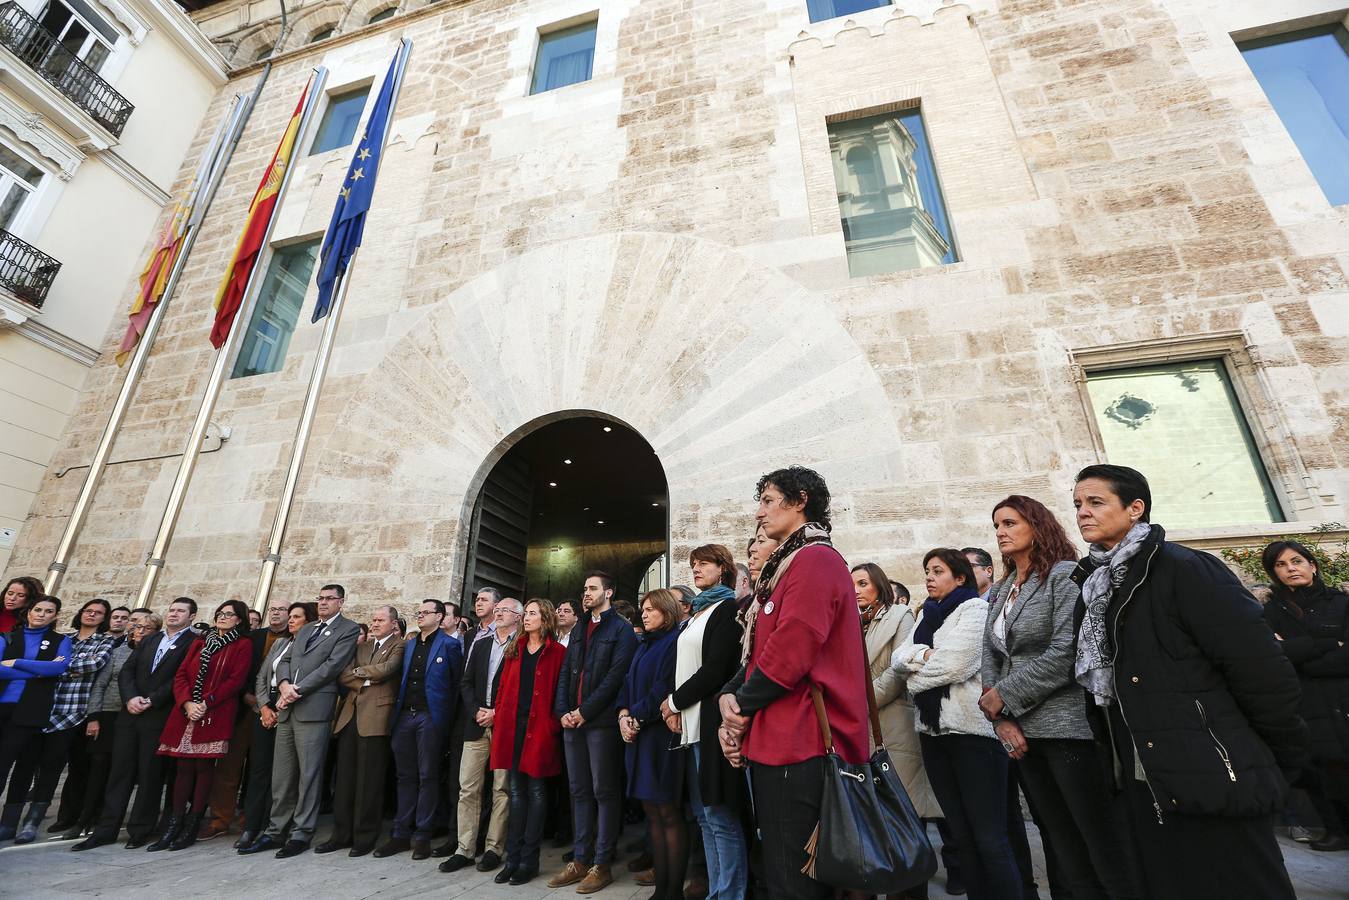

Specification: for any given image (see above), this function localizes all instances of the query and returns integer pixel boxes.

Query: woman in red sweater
[490,598,567,885]
[149,599,252,852]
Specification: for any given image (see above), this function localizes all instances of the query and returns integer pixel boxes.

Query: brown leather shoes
[198,818,231,840]
[634,868,656,886]
[576,864,613,894]
[547,860,587,888]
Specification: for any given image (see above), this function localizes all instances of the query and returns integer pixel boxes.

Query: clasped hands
[979,685,1027,760]
[560,708,586,729]
[717,694,749,768]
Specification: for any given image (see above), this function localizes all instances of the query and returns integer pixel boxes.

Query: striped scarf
[192,625,242,704]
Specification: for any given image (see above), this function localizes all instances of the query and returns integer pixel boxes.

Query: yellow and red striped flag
[115,198,191,365]
[210,80,309,348]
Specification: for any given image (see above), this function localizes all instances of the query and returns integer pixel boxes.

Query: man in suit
[438,596,518,874]
[72,597,200,851]
[377,599,463,859]
[240,583,360,858]
[316,604,405,857]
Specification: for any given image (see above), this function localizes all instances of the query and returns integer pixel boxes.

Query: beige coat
[334,635,405,737]
[867,603,940,819]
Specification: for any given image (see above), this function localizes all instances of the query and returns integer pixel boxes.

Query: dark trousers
[564,726,623,866]
[75,712,118,828]
[392,710,447,841]
[242,717,277,834]
[921,733,1021,900]
[331,722,390,848]
[506,769,548,870]
[96,713,169,840]
[1017,739,1142,900]
[27,726,79,803]
[750,756,831,900]
[0,704,41,803]
[1005,776,1039,899]
[53,726,91,822]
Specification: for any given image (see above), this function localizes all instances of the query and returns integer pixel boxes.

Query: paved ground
[2,818,1346,898]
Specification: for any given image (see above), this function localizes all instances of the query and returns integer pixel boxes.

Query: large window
[1239,25,1349,206]
[309,87,369,156]
[530,21,596,95]
[806,0,890,23]
[38,0,116,72]
[828,108,956,276]
[368,7,396,24]
[0,144,45,233]
[1084,359,1284,528]
[231,239,319,379]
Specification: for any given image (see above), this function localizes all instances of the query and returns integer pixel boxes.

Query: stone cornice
[130,0,230,82]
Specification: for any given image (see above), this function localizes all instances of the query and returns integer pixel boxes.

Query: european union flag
[312,43,405,321]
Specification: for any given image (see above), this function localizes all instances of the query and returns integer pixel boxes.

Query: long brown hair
[990,495,1078,580]
[506,598,557,659]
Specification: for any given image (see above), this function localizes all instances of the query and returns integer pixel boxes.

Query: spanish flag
[116,197,190,365]
[209,81,309,348]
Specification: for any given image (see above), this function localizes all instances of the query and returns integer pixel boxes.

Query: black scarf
[912,585,979,732]
[192,625,242,704]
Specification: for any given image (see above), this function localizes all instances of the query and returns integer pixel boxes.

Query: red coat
[158,638,252,751]
[490,637,566,778]
[745,543,871,766]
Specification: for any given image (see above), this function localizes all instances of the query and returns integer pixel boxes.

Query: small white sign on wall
[0,527,15,548]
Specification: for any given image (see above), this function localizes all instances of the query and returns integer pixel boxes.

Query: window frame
[1068,332,1313,526]
[229,236,322,380]
[0,140,48,237]
[39,0,117,72]
[805,0,892,25]
[367,6,396,24]
[528,17,598,96]
[307,84,371,156]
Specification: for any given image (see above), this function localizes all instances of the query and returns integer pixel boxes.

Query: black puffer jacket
[1072,525,1309,818]
[1263,585,1349,761]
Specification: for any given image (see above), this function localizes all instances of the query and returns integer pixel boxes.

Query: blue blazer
[394,630,464,729]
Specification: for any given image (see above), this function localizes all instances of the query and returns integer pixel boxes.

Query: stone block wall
[6,0,1348,618]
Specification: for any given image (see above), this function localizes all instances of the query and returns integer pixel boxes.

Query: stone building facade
[4,0,1349,615]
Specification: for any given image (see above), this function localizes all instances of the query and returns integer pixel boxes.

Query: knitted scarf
[1075,521,1151,707]
[691,584,736,616]
[192,625,242,704]
[912,585,980,731]
[859,598,890,634]
[739,522,832,665]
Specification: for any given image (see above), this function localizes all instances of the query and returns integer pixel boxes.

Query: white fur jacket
[890,598,996,739]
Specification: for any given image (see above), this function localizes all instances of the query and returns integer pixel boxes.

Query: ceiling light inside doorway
[603,426,612,432]
[564,458,572,464]
[597,520,605,524]
[548,481,557,487]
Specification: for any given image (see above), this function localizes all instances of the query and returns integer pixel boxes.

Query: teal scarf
[691,584,736,615]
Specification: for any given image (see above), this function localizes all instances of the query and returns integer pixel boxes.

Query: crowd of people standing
[0,462,1344,900]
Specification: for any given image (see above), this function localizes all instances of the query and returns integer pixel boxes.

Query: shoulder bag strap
[809,684,835,755]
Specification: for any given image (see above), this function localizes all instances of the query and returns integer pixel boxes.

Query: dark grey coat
[981,559,1092,740]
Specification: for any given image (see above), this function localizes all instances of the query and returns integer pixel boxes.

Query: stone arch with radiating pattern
[279,231,904,601]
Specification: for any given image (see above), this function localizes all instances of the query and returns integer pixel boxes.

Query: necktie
[305,621,326,652]
[153,637,171,671]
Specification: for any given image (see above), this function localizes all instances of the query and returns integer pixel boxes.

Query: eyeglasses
[215,611,239,620]
[415,610,441,618]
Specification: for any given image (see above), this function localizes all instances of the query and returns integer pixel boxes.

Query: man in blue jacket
[376,599,463,860]
[547,571,638,893]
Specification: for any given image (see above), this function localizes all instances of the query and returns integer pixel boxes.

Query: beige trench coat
[867,603,941,819]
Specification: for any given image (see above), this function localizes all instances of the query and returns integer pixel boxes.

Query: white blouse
[670,600,721,745]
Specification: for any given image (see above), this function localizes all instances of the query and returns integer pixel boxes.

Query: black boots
[169,811,205,851]
[146,809,185,852]
[14,802,49,844]
[0,803,22,841]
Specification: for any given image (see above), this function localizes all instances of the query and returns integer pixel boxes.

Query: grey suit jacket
[255,636,293,706]
[980,559,1092,740]
[276,613,361,723]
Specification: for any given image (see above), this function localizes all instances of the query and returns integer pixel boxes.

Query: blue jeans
[920,733,1021,900]
[564,726,622,865]
[690,745,748,900]
[390,710,447,841]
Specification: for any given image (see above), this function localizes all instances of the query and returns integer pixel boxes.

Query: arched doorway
[462,414,669,604]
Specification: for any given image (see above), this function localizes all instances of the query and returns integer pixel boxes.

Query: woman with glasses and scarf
[148,599,253,852]
[1070,464,1307,899]
[1260,539,1349,853]
[893,548,1019,900]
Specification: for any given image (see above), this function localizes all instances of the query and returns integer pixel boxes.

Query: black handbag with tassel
[803,666,937,894]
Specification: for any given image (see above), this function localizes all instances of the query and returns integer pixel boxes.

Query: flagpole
[252,41,411,613]
[135,67,330,610]
[43,95,250,597]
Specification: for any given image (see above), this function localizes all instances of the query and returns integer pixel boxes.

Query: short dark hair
[689,544,738,588]
[922,548,979,591]
[110,605,131,616]
[1075,464,1151,522]
[890,580,910,602]
[288,601,319,622]
[170,596,198,616]
[31,595,61,614]
[557,598,581,618]
[132,606,153,615]
[320,584,346,599]
[421,598,447,617]
[72,598,112,633]
[612,598,635,623]
[756,466,832,531]
[215,600,252,634]
[961,547,994,570]
[584,570,615,592]
[445,600,461,618]
[358,623,370,639]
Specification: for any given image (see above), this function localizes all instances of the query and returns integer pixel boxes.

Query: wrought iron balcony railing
[0,227,61,307]
[0,2,133,136]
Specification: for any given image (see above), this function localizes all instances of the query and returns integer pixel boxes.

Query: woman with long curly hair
[978,495,1140,898]
[0,577,42,636]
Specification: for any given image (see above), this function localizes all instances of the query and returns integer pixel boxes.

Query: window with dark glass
[0,144,45,233]
[309,86,369,155]
[827,106,956,276]
[309,26,334,43]
[806,0,891,24]
[529,20,596,95]
[1239,25,1349,206]
[231,239,320,379]
[368,7,396,24]
[37,0,117,72]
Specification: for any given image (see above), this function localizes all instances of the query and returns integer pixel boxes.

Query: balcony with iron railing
[0,2,133,136]
[0,227,60,307]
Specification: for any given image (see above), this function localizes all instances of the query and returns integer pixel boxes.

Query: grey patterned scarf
[192,625,242,704]
[1075,521,1151,707]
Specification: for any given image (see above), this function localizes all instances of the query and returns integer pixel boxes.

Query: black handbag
[804,666,937,894]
